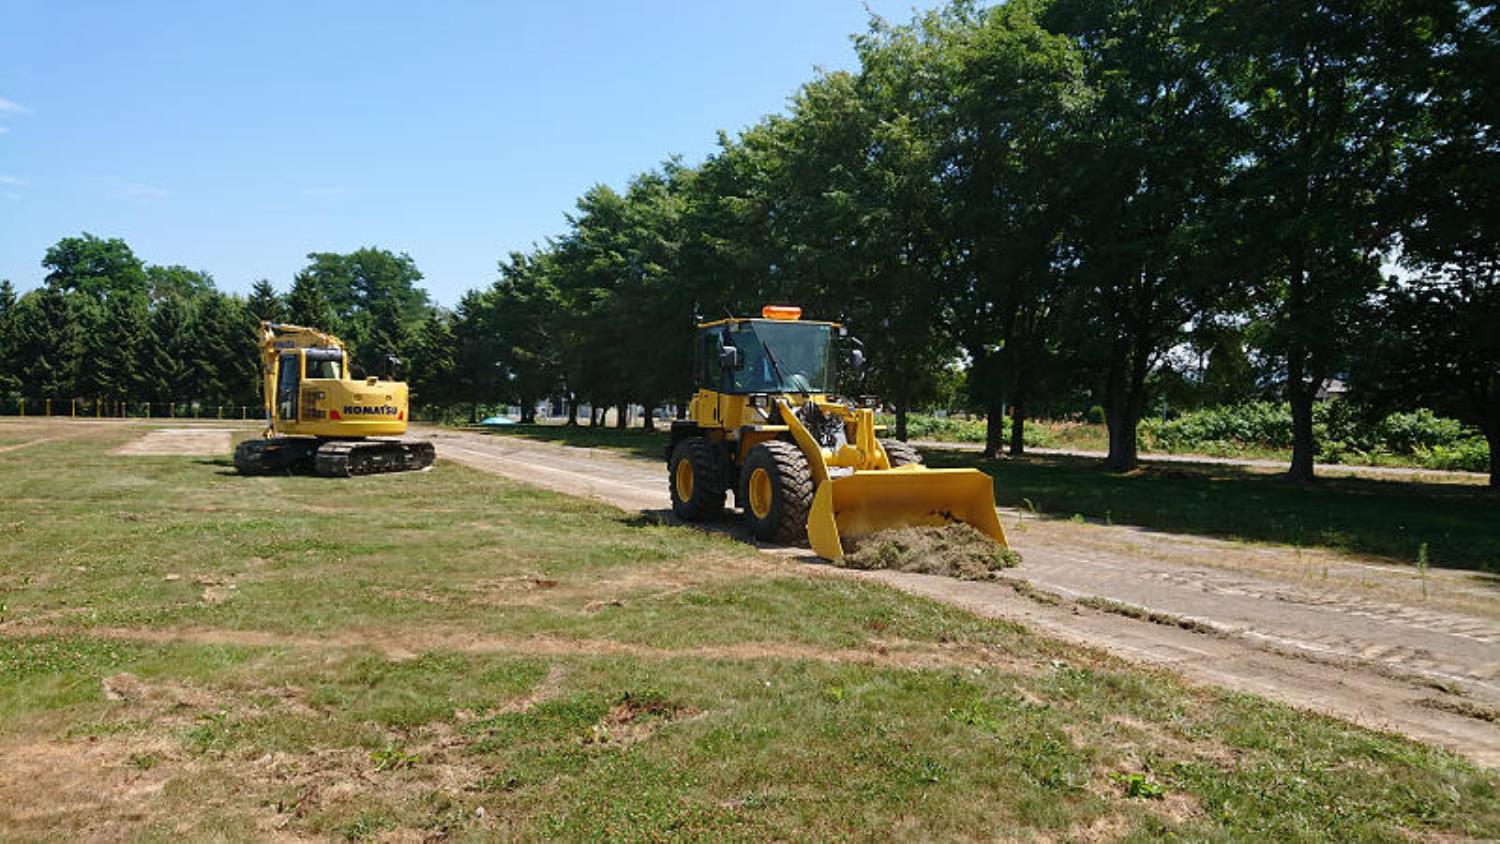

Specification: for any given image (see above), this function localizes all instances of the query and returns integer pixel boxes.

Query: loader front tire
[880,438,923,468]
[741,440,814,544]
[670,437,725,521]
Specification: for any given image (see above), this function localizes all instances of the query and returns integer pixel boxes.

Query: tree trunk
[1009,397,1026,457]
[1009,361,1030,457]
[983,395,1004,459]
[1106,409,1140,471]
[1284,238,1316,482]
[676,400,688,421]
[895,395,908,441]
[519,398,536,425]
[1288,388,1316,482]
[615,402,628,429]
[642,405,655,432]
[566,394,579,426]
[1486,424,1499,490]
[1103,353,1137,471]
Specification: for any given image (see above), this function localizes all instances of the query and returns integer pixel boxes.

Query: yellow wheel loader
[233,321,435,477]
[667,306,1007,560]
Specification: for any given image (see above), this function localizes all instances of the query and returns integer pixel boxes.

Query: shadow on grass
[466,423,668,461]
[620,508,824,562]
[925,449,1500,573]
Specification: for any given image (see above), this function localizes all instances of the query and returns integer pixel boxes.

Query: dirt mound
[841,525,1020,580]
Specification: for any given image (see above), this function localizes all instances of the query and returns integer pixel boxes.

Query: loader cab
[696,316,838,395]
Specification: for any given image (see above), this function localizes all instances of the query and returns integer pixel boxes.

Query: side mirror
[849,349,865,375]
[719,345,742,370]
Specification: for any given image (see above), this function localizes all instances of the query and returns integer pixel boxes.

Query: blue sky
[0,1,944,306]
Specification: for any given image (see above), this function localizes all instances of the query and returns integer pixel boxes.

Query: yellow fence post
[217,405,222,420]
[71,398,76,418]
[18,399,23,417]
[45,399,51,416]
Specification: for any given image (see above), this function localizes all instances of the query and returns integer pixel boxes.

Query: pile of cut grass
[840,524,1021,579]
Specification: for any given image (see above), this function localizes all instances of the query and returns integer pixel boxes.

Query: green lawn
[3,423,1497,839]
[923,450,1500,572]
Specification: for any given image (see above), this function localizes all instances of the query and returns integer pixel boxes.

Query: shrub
[1418,438,1491,472]
[1086,405,1106,425]
[881,413,1054,447]
[1139,400,1488,470]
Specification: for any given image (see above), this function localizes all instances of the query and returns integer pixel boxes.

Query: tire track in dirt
[424,426,1500,768]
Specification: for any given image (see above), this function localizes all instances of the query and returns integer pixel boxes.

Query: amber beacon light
[761,305,803,320]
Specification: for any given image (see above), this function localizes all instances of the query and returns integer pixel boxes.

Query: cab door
[275,353,300,423]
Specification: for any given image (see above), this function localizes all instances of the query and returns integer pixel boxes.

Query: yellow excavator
[234,321,435,476]
[667,306,1007,560]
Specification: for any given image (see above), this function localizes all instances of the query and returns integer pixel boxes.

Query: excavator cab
[668,306,1007,560]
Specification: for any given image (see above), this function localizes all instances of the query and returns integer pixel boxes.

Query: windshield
[725,320,834,394]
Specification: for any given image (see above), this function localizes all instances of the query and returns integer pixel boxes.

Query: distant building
[1315,378,1349,401]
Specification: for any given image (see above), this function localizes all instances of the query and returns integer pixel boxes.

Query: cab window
[306,358,341,379]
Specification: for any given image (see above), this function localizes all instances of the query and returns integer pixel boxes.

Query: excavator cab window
[305,354,342,380]
[276,353,299,421]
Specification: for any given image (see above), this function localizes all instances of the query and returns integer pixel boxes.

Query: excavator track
[313,439,436,477]
[234,437,434,476]
[233,437,318,474]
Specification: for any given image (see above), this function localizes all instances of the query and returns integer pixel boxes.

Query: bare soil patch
[0,734,186,839]
[112,427,234,456]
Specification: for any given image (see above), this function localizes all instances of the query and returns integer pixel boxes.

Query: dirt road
[426,426,1500,767]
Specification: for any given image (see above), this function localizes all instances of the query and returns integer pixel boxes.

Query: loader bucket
[806,467,1008,560]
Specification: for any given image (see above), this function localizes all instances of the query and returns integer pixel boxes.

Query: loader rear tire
[880,438,923,468]
[670,437,725,521]
[741,440,814,544]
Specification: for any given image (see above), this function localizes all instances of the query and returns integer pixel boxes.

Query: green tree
[493,250,565,423]
[1214,0,1448,480]
[43,234,147,300]
[1360,2,1500,486]
[1044,0,1241,470]
[293,248,431,369]
[449,288,504,422]
[93,292,150,402]
[0,280,18,397]
[246,279,285,323]
[286,271,337,331]
[145,265,214,305]
[906,1,1084,454]
[408,310,457,416]
[11,287,86,398]
[145,295,191,405]
[184,293,258,406]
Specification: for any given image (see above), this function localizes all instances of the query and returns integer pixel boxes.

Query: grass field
[2,422,1498,839]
